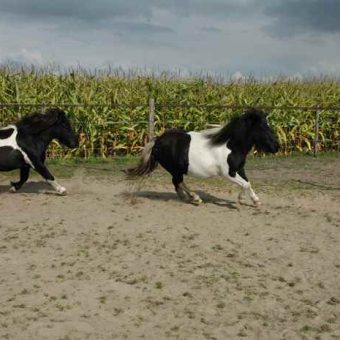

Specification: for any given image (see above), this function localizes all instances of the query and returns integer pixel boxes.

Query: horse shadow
[0,181,51,194]
[134,190,239,210]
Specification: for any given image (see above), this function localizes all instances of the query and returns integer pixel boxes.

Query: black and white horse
[126,108,279,206]
[0,108,78,194]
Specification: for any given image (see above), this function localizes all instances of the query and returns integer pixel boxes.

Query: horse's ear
[44,109,60,125]
[45,108,66,124]
[245,110,261,125]
[247,108,269,125]
[57,109,66,118]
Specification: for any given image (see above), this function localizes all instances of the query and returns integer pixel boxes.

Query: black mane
[207,108,266,147]
[16,108,64,135]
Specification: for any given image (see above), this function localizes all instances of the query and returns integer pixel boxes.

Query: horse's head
[48,108,79,148]
[245,109,280,154]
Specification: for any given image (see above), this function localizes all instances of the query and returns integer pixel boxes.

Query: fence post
[148,97,155,141]
[41,102,46,113]
[17,103,21,119]
[313,108,320,158]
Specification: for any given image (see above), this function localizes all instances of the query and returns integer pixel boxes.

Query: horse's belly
[187,160,219,178]
[0,146,25,171]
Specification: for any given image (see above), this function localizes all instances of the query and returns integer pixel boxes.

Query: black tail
[125,139,158,177]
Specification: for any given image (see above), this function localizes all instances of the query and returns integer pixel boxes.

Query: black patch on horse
[0,128,14,139]
[152,129,191,189]
[0,146,26,171]
[153,129,191,174]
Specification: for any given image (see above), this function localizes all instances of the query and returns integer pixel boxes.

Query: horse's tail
[125,139,158,177]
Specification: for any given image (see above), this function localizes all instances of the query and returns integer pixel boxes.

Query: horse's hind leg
[172,174,189,201]
[9,166,30,193]
[172,174,202,205]
[181,181,202,205]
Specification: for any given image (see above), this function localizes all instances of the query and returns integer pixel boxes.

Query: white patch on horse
[0,125,34,168]
[187,131,231,178]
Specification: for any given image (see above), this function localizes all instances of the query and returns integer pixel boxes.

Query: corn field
[0,65,339,157]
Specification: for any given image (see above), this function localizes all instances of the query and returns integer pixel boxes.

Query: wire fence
[2,102,340,111]
[0,101,339,157]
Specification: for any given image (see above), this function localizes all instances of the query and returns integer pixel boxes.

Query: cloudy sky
[1,0,339,78]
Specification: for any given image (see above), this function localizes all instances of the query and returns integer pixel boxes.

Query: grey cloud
[200,26,222,33]
[263,0,340,37]
[0,0,257,22]
[1,0,340,76]
[153,0,256,18]
[2,0,339,38]
[0,0,153,21]
[113,22,173,34]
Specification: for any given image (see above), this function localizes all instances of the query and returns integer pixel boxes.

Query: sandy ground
[0,157,339,340]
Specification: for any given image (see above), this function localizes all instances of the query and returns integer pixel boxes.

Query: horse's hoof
[254,201,261,208]
[238,198,247,205]
[57,187,67,195]
[191,197,202,206]
[9,186,16,193]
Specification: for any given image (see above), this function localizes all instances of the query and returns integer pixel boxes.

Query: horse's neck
[32,128,55,148]
[228,135,253,156]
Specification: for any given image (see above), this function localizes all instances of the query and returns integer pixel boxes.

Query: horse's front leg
[235,168,247,204]
[237,167,260,205]
[9,166,30,192]
[33,161,67,195]
[227,170,260,206]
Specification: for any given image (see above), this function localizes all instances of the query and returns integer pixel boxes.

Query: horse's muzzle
[67,136,79,148]
[70,139,79,148]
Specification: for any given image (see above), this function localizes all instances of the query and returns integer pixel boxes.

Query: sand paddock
[0,156,339,340]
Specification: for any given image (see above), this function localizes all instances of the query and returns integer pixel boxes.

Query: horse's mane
[16,108,62,134]
[207,108,264,146]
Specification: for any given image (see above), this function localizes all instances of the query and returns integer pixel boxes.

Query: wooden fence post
[313,108,320,157]
[148,97,155,141]
[41,102,46,113]
[17,103,21,119]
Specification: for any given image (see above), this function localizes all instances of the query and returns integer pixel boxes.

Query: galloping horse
[126,108,279,206]
[0,108,78,194]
